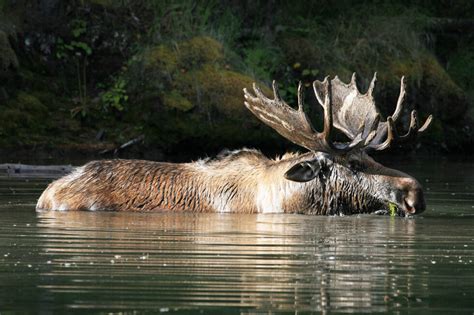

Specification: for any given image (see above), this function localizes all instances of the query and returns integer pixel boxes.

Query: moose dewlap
[36,73,432,216]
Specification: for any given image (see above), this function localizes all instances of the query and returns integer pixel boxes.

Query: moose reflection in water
[36,73,432,216]
[35,211,429,312]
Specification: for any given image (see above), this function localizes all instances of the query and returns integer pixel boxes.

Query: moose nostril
[404,188,426,214]
[404,197,416,214]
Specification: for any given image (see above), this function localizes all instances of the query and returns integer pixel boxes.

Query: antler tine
[418,114,433,133]
[398,110,419,142]
[363,114,380,145]
[371,109,433,149]
[366,75,434,151]
[396,110,433,142]
[297,81,304,112]
[351,72,357,85]
[367,72,377,96]
[252,83,269,103]
[243,81,334,152]
[272,80,281,101]
[321,78,333,141]
[373,117,395,151]
[392,76,406,121]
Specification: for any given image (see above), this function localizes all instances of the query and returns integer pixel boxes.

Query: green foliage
[1,0,472,152]
[101,78,129,112]
[56,39,92,59]
[243,45,283,82]
[143,0,242,46]
[56,19,92,59]
[388,202,398,217]
[55,18,93,118]
[71,19,87,38]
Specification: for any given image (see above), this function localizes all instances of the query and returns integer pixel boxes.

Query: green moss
[14,92,48,114]
[143,36,223,73]
[179,64,257,116]
[389,59,423,84]
[134,36,263,118]
[177,36,224,67]
[143,45,178,73]
[127,35,277,150]
[385,53,468,123]
[421,55,467,121]
[162,90,194,112]
[422,55,463,95]
[0,92,49,141]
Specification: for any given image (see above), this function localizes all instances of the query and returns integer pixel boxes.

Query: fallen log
[99,134,145,156]
[0,164,75,179]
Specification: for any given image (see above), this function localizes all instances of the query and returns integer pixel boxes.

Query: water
[0,157,473,314]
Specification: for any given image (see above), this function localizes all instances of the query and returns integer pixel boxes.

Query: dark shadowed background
[1,0,473,162]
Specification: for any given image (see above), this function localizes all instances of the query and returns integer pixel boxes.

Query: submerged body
[36,149,421,215]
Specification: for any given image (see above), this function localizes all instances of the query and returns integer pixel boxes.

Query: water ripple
[0,159,473,313]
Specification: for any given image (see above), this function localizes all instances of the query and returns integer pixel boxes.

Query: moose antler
[243,80,379,153]
[244,73,432,153]
[243,81,331,151]
[313,73,433,151]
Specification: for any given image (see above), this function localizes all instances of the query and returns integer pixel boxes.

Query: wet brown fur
[37,150,316,213]
[36,148,422,215]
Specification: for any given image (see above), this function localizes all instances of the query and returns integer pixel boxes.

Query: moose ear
[284,161,322,182]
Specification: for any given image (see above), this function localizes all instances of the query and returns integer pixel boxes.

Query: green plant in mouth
[388,202,398,217]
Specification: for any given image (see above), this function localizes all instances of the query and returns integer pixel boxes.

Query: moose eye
[348,160,365,172]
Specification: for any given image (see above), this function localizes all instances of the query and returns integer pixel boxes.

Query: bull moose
[36,73,432,216]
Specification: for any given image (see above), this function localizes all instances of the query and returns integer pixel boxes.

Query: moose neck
[262,153,385,216]
[316,167,384,215]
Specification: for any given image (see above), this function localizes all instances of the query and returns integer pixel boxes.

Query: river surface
[0,157,473,314]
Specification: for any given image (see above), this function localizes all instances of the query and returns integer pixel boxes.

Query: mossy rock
[14,92,48,114]
[162,90,194,112]
[385,54,467,122]
[0,92,49,140]
[128,36,277,150]
[142,36,224,73]
[177,36,224,67]
[420,55,467,122]
[143,45,179,74]
[133,36,270,118]
[177,64,260,116]
[388,59,424,84]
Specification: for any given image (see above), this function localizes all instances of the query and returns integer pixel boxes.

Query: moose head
[243,73,432,216]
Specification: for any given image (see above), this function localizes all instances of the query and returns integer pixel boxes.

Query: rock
[125,36,274,151]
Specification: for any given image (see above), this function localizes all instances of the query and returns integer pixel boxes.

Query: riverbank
[1,1,473,157]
